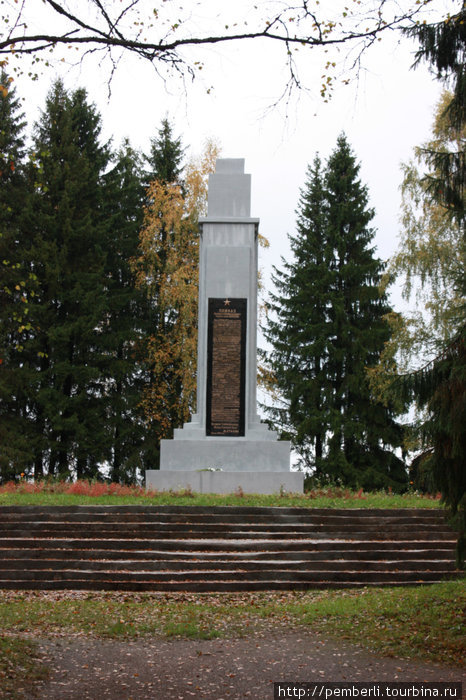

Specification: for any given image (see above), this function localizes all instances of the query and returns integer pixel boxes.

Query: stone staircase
[0,506,462,591]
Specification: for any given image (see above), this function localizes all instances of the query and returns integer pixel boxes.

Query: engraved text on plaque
[206,298,246,436]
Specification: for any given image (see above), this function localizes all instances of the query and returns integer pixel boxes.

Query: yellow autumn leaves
[131,140,219,436]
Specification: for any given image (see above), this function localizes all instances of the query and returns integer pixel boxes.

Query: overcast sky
[12,0,451,308]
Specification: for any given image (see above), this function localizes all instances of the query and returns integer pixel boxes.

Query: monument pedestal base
[160,436,291,472]
[147,427,301,495]
[145,469,303,495]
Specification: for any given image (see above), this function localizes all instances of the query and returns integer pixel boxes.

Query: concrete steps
[0,505,461,591]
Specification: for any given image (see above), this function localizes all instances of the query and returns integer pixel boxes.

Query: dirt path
[25,631,464,700]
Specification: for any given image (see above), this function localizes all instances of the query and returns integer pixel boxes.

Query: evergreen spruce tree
[263,135,406,490]
[263,156,332,477]
[146,117,184,185]
[21,80,110,479]
[0,71,36,480]
[401,8,465,563]
[324,135,405,487]
[404,3,465,221]
[101,139,158,483]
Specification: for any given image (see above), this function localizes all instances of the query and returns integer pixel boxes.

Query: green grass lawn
[0,581,464,697]
[0,479,443,508]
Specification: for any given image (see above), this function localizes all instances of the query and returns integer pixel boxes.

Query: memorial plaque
[206,298,247,436]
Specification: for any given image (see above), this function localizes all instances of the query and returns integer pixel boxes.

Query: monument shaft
[146,159,302,494]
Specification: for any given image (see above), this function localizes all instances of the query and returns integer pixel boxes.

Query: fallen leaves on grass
[0,635,49,699]
[0,583,464,667]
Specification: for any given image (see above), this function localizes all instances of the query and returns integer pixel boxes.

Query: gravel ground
[24,630,465,700]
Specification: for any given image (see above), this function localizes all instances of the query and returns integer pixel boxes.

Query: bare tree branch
[0,0,452,98]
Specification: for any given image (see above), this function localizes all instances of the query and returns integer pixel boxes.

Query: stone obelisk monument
[145,159,303,494]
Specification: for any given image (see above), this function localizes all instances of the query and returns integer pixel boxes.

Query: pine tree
[263,135,406,489]
[21,80,111,479]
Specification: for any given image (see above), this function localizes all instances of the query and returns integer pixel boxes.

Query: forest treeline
[0,75,217,483]
[0,0,464,512]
